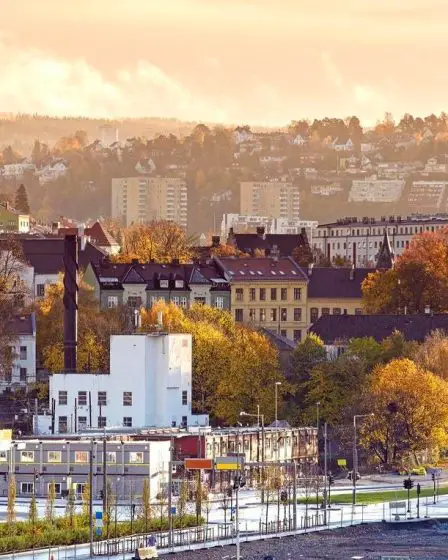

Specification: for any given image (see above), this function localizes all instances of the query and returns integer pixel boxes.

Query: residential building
[310,314,448,358]
[57,221,121,255]
[0,202,30,233]
[349,178,405,203]
[376,162,419,179]
[227,226,310,257]
[310,183,343,197]
[215,256,308,342]
[0,437,169,500]
[408,181,448,212]
[37,160,69,185]
[111,176,187,228]
[49,333,209,433]
[0,163,35,178]
[0,313,36,393]
[221,213,317,239]
[313,215,448,267]
[99,124,119,146]
[240,181,300,220]
[84,259,230,310]
[424,156,448,174]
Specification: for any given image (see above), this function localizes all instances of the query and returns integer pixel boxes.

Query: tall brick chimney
[63,234,78,371]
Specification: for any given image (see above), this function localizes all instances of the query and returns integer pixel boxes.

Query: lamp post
[352,413,374,505]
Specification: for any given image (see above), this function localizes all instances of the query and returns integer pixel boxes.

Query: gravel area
[166,521,448,559]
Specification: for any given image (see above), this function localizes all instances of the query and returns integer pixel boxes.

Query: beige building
[240,181,300,220]
[216,257,308,342]
[111,176,187,228]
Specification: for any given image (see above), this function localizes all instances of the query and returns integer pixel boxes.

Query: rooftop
[216,256,308,282]
[319,214,448,228]
[307,267,373,299]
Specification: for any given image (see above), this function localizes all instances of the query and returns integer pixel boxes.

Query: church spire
[376,228,395,270]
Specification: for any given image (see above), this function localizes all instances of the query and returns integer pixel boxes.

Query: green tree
[28,494,38,525]
[140,478,152,532]
[14,184,30,214]
[177,479,189,529]
[345,337,383,368]
[81,481,91,518]
[65,487,76,528]
[7,475,16,525]
[289,334,326,405]
[46,480,56,522]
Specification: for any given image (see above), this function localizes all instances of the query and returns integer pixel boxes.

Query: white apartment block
[314,215,448,267]
[408,181,448,211]
[49,333,209,434]
[348,178,405,203]
[221,213,317,241]
[1,314,36,393]
[240,181,300,220]
[112,176,187,228]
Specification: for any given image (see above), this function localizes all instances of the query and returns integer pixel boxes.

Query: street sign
[215,456,244,471]
[170,506,176,515]
[337,458,347,467]
[389,501,406,510]
[184,458,213,470]
[95,511,103,536]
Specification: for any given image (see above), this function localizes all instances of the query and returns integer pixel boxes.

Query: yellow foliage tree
[360,359,448,465]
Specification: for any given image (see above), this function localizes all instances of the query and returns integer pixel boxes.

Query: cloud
[321,52,343,90]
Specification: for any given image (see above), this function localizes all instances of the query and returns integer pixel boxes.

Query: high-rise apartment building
[111,177,187,228]
[240,181,300,220]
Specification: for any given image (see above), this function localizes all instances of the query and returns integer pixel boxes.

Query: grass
[298,485,448,505]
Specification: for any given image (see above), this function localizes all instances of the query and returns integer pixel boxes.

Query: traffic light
[99,490,104,499]
[403,478,414,490]
[34,471,39,481]
[227,487,232,497]
[328,475,335,486]
[280,490,288,503]
[432,473,436,481]
[417,483,421,496]
[347,471,352,480]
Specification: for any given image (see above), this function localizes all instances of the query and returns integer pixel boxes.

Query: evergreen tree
[15,184,30,214]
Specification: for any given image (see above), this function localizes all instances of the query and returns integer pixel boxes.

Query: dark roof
[17,238,105,273]
[216,256,308,281]
[307,267,373,299]
[11,313,35,336]
[376,229,395,270]
[230,232,308,257]
[260,328,296,351]
[309,314,448,345]
[58,222,119,248]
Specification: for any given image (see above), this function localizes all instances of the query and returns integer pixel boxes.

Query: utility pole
[89,439,94,558]
[168,436,173,548]
[292,460,297,530]
[102,431,107,538]
[323,422,328,524]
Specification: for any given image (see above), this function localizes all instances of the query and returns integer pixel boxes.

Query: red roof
[58,222,118,248]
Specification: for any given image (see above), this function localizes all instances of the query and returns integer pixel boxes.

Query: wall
[307,297,363,326]
[0,332,36,393]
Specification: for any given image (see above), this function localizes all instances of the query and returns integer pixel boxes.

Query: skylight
[270,270,276,275]
[291,270,297,275]
[279,271,285,275]
[257,271,263,275]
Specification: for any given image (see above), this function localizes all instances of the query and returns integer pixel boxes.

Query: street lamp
[352,413,374,505]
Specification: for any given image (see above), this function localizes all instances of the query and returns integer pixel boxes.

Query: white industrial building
[221,213,317,241]
[49,333,209,434]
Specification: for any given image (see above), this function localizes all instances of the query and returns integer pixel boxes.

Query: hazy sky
[2,0,448,126]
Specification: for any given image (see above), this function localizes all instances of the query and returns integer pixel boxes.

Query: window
[180,297,188,308]
[58,416,68,433]
[19,367,27,381]
[98,416,106,428]
[19,346,27,360]
[129,452,144,464]
[127,296,142,308]
[259,309,266,322]
[182,390,188,405]
[20,450,34,463]
[21,482,34,494]
[0,450,7,462]
[78,417,87,429]
[123,392,132,406]
[236,288,244,301]
[249,288,256,301]
[281,288,288,301]
[58,391,67,406]
[235,309,243,322]
[270,308,277,322]
[293,308,302,322]
[78,391,87,406]
[175,279,184,288]
[160,279,169,288]
[294,288,301,301]
[123,417,132,427]
[259,288,266,301]
[182,415,188,427]
[332,308,341,315]
[355,308,363,315]
[215,296,224,309]
[248,308,256,321]
[37,284,45,297]
[195,297,206,304]
[322,308,330,316]
[49,482,61,495]
[106,451,116,463]
[75,483,85,496]
[310,308,319,323]
[107,296,118,308]
[270,288,277,300]
[172,296,180,305]
[280,308,287,321]
[75,451,89,463]
[98,392,107,406]
[48,451,61,463]
[293,330,302,343]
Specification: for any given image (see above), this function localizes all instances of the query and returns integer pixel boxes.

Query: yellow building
[240,181,300,220]
[0,202,30,233]
[111,176,187,228]
[217,257,308,342]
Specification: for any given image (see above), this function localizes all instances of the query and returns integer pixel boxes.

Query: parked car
[346,471,361,481]
[410,466,427,476]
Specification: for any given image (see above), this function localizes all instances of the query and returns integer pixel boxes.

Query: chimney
[425,305,431,315]
[51,221,60,235]
[171,258,180,265]
[78,225,86,251]
[270,244,280,261]
[256,226,266,239]
[63,234,78,371]
[212,235,220,247]
[308,262,314,276]
[349,264,355,281]
[131,258,139,264]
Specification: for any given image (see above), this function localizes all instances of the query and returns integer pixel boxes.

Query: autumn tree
[65,487,76,528]
[292,243,313,267]
[414,330,448,380]
[7,475,16,525]
[139,478,152,532]
[289,334,326,406]
[46,480,56,522]
[360,359,448,465]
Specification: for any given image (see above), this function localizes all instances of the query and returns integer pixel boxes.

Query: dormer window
[175,279,184,289]
[160,279,169,288]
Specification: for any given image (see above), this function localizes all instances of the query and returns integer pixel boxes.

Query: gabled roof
[229,231,309,257]
[307,268,373,299]
[216,256,308,281]
[310,314,448,345]
[58,222,119,248]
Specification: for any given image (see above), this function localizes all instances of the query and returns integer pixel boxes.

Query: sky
[2,0,448,126]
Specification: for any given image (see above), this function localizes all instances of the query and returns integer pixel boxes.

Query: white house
[0,163,36,178]
[290,134,308,146]
[1,313,37,393]
[37,161,69,185]
[49,333,209,434]
[331,138,354,152]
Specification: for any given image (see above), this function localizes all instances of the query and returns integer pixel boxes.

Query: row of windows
[59,390,188,408]
[107,295,225,309]
[0,449,145,464]
[309,307,362,323]
[324,239,410,251]
[235,287,301,302]
[235,308,302,322]
[58,416,132,432]
[319,224,444,237]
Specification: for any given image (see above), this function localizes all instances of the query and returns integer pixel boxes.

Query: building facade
[221,214,317,240]
[348,178,405,203]
[408,181,448,212]
[215,257,308,342]
[111,176,187,228]
[313,215,448,267]
[49,334,209,434]
[0,202,29,233]
[240,181,300,220]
